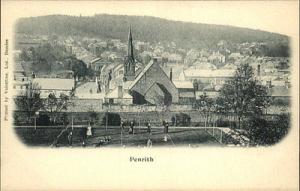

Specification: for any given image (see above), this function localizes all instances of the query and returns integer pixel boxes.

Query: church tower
[123,27,135,81]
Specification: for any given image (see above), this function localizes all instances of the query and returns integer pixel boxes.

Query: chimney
[193,80,199,91]
[108,70,112,82]
[257,65,261,76]
[169,68,173,82]
[267,80,272,88]
[118,86,123,98]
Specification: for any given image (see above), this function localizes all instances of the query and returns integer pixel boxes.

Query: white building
[32,78,75,98]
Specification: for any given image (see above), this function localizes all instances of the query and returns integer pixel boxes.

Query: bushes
[171,113,191,126]
[244,114,290,146]
[36,114,51,126]
[102,113,121,126]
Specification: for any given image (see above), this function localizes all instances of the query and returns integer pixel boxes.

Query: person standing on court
[147,121,151,134]
[129,121,134,134]
[67,127,73,147]
[165,122,169,134]
[80,126,87,147]
[147,138,152,147]
[87,122,92,138]
[121,121,125,131]
[163,121,169,142]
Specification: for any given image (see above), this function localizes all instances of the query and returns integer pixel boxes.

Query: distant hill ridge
[16,14,289,49]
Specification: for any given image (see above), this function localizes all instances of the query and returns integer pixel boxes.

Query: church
[103,28,179,106]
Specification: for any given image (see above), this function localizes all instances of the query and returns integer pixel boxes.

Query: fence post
[220,129,222,144]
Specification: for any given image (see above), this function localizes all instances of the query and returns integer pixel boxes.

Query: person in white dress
[87,123,92,137]
[147,138,152,147]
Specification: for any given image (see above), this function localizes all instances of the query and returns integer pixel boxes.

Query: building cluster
[13,28,291,112]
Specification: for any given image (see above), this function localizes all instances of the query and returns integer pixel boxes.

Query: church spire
[128,26,134,60]
[123,26,136,82]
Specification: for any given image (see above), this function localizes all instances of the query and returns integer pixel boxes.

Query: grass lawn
[14,126,221,147]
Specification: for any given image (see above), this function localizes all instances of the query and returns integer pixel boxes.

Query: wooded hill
[16,14,289,50]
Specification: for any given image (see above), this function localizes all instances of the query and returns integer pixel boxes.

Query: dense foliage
[195,94,214,127]
[16,14,289,54]
[171,113,191,126]
[216,63,270,128]
[245,114,290,145]
[102,113,121,126]
[14,82,43,120]
[43,93,71,123]
[20,43,70,74]
[69,57,94,79]
[20,43,94,78]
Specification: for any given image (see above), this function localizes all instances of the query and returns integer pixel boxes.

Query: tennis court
[14,126,223,147]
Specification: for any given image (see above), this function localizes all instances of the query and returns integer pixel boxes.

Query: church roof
[128,60,156,90]
[128,59,178,99]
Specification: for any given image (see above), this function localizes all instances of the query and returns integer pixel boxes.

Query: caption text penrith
[130,156,154,162]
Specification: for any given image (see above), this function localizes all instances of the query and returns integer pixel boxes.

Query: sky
[2,1,299,36]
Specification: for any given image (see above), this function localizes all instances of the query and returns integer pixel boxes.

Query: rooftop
[128,59,156,90]
[173,80,194,89]
[33,78,74,90]
[105,88,132,99]
[14,62,25,73]
[183,68,236,78]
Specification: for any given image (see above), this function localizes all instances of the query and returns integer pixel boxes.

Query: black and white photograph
[1,1,299,190]
[12,9,292,148]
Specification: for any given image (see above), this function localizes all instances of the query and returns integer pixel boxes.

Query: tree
[195,94,215,127]
[172,113,191,126]
[69,87,75,98]
[71,58,93,79]
[102,113,121,126]
[245,113,290,146]
[20,49,30,61]
[44,93,70,124]
[217,63,270,129]
[16,15,289,53]
[14,82,43,122]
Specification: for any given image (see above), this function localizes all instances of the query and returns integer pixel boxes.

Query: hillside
[16,14,289,49]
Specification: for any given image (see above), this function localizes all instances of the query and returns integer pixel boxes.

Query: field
[14,126,222,147]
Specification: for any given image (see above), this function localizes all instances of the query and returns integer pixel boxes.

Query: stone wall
[67,99,103,112]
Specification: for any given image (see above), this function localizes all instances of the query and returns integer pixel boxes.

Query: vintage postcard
[1,1,299,190]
